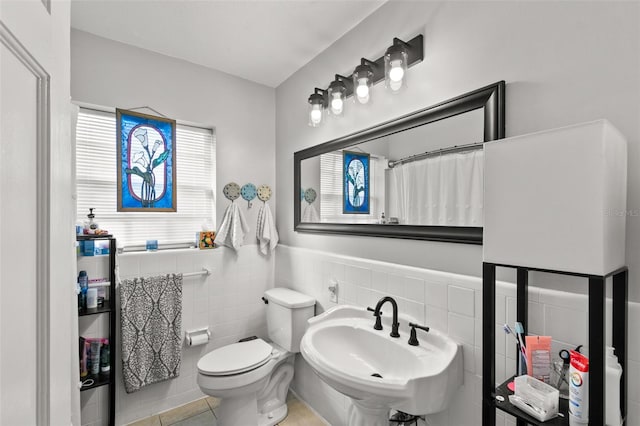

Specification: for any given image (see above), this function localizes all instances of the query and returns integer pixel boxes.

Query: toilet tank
[264,288,315,353]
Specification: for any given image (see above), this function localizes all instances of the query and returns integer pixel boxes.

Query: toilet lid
[198,338,273,376]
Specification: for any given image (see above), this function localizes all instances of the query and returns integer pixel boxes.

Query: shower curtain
[387,149,483,226]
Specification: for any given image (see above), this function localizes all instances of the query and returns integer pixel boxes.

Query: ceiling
[71,0,387,87]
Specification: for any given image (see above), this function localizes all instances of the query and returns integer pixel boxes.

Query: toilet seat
[198,338,273,376]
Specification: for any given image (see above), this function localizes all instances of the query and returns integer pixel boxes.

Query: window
[319,151,385,223]
[75,108,215,246]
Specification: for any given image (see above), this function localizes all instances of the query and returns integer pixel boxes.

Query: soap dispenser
[606,346,623,426]
[84,208,99,234]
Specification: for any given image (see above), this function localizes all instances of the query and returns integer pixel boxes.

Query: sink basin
[300,305,462,425]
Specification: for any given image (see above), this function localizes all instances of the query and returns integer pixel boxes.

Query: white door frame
[0,21,51,425]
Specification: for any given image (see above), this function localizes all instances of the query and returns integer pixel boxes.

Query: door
[0,1,72,425]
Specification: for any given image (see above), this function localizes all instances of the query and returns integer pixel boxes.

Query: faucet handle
[366,306,383,316]
[408,322,430,346]
[367,307,384,330]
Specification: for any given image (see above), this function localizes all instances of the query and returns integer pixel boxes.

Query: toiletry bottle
[90,340,101,376]
[100,339,110,376]
[606,347,623,426]
[380,212,386,224]
[78,271,89,312]
[569,350,589,424]
[79,337,88,378]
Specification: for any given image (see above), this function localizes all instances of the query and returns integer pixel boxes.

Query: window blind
[76,108,216,246]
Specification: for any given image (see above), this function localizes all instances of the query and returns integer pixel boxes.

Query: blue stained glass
[118,110,176,211]
[343,151,370,214]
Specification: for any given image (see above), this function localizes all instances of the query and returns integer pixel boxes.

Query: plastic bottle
[78,271,89,312]
[606,347,622,426]
[100,340,110,376]
[90,340,101,376]
[569,350,589,424]
[380,212,386,224]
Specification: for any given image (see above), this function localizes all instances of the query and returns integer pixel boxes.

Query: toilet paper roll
[187,332,209,347]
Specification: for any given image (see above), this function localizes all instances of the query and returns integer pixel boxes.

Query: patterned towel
[120,274,183,393]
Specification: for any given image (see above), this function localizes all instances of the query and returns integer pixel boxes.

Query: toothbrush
[514,322,528,374]
[514,322,527,357]
[503,324,528,374]
[502,324,519,343]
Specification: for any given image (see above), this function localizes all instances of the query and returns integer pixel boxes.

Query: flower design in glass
[343,151,370,214]
[117,109,176,211]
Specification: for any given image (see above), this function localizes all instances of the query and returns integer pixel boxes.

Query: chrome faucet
[372,296,400,338]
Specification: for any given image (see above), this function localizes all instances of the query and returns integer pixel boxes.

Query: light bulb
[331,92,344,115]
[310,105,322,125]
[389,79,402,92]
[356,78,370,103]
[389,59,405,82]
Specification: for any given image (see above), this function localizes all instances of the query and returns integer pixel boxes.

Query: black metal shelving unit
[77,235,116,426]
[482,263,628,426]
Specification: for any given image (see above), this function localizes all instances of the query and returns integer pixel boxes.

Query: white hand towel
[256,203,279,255]
[214,203,249,251]
[302,203,320,222]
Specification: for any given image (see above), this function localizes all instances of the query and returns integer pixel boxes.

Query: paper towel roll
[186,330,209,346]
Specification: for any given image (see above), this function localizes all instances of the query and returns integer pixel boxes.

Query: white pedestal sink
[300,305,463,426]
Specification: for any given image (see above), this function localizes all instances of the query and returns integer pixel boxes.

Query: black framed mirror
[293,81,505,244]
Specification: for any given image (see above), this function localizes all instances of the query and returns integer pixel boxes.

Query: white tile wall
[86,242,639,425]
[78,245,274,425]
[277,245,640,426]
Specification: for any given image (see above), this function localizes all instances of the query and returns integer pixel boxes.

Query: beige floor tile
[171,410,217,426]
[130,393,325,426]
[277,396,325,426]
[205,396,220,410]
[128,415,161,426]
[159,398,210,425]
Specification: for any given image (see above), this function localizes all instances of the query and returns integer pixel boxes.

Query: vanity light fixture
[307,35,423,127]
[308,88,326,127]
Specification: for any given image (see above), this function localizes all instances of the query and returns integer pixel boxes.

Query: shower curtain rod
[387,141,483,168]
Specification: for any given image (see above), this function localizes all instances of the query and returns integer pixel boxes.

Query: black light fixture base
[310,34,424,102]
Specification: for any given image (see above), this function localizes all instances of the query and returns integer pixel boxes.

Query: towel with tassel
[302,203,320,222]
[214,202,249,250]
[120,274,182,393]
[256,202,279,254]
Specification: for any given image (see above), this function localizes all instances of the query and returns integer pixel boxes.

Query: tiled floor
[128,393,325,426]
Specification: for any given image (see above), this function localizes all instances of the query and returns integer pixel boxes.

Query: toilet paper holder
[185,327,211,347]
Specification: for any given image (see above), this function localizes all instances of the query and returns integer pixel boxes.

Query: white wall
[71,29,277,425]
[275,1,640,300]
[71,29,276,241]
[277,245,640,426]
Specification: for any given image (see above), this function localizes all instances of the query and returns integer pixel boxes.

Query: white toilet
[197,287,315,426]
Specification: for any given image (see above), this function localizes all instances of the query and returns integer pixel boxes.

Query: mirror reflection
[300,109,484,226]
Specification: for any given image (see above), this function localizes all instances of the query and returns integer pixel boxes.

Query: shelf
[77,236,116,426]
[79,300,112,316]
[77,234,113,241]
[80,373,111,391]
[483,263,628,426]
[494,376,568,425]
